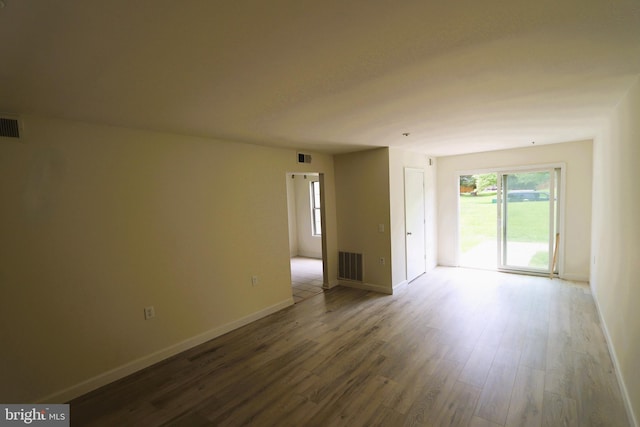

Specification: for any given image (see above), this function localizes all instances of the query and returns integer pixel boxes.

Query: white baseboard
[591,289,638,427]
[438,262,457,268]
[560,273,589,282]
[295,251,322,259]
[37,298,294,404]
[392,280,408,293]
[338,280,392,295]
[323,279,340,290]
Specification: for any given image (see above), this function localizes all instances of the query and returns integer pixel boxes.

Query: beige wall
[388,148,438,287]
[591,76,640,426]
[0,116,338,403]
[334,148,392,292]
[437,140,593,281]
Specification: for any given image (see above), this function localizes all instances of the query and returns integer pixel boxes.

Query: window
[311,181,321,235]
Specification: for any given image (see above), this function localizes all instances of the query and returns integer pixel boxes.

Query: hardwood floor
[69,268,630,426]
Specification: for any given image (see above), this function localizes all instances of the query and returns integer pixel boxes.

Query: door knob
[407,232,412,235]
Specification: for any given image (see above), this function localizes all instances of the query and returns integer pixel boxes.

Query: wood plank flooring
[69,267,630,426]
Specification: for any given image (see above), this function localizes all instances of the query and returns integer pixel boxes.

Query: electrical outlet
[379,257,385,265]
[251,275,259,287]
[144,306,155,320]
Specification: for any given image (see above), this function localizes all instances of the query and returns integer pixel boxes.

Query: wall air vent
[338,251,363,282]
[0,116,21,139]
[297,152,312,164]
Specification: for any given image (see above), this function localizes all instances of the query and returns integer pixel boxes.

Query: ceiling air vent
[297,152,312,164]
[0,117,21,139]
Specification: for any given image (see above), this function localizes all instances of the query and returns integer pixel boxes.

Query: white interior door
[405,168,426,282]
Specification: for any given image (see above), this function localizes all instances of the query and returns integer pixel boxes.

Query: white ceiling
[1,0,639,156]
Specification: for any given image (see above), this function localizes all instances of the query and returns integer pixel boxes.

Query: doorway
[286,172,327,303]
[459,167,562,276]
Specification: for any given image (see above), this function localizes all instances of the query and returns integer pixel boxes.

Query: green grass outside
[459,192,550,253]
[528,251,549,269]
[459,193,497,253]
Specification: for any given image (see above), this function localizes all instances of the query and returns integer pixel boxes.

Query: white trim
[393,280,409,293]
[454,173,462,267]
[338,280,392,295]
[318,173,330,294]
[457,162,567,177]
[323,279,340,289]
[559,273,589,282]
[37,298,294,404]
[439,261,457,268]
[557,165,568,277]
[592,292,639,427]
[297,249,323,259]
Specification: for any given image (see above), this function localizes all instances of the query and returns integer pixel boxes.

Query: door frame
[456,162,566,277]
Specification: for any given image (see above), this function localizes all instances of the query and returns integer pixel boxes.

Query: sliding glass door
[497,169,559,275]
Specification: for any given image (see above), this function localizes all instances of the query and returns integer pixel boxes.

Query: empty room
[0,1,639,426]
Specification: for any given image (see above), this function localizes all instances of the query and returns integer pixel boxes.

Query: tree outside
[473,173,497,191]
[459,175,476,193]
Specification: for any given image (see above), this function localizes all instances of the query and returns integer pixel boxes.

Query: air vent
[0,117,20,139]
[297,153,312,164]
[338,251,363,282]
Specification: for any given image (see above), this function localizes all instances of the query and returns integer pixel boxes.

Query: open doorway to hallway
[286,172,326,303]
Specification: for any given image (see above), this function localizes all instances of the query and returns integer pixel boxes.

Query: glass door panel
[499,170,554,273]
[459,173,498,269]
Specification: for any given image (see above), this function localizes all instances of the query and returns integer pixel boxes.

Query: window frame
[310,181,322,236]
